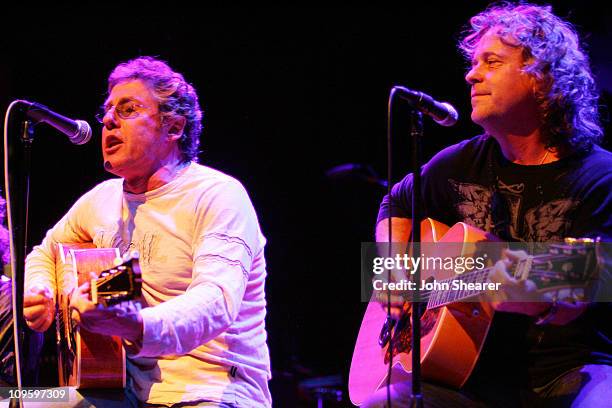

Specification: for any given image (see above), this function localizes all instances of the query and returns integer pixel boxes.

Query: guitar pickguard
[384,307,439,364]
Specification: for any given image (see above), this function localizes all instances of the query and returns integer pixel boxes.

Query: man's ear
[166,116,187,142]
[527,69,550,100]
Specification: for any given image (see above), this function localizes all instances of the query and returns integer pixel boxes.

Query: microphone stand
[387,85,456,407]
[7,118,35,407]
[386,89,425,408]
[408,110,424,408]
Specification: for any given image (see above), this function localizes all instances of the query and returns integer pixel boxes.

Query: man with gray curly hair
[23,57,271,407]
[365,3,611,407]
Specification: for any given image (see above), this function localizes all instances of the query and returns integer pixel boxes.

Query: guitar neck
[425,267,494,309]
[425,249,592,309]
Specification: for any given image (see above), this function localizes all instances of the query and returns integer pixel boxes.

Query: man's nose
[465,65,482,85]
[103,109,119,130]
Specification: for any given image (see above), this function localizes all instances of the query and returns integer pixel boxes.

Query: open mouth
[105,135,123,151]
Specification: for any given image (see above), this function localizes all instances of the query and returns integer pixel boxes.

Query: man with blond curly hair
[366,3,611,407]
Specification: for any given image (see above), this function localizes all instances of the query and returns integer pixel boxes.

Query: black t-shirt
[378,134,612,387]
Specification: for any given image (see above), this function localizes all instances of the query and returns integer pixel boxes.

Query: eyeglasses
[95,100,148,124]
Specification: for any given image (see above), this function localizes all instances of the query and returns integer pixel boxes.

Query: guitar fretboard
[425,267,494,309]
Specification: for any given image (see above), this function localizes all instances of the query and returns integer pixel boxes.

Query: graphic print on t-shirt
[523,199,580,242]
[125,232,160,267]
[448,179,494,232]
[448,179,579,242]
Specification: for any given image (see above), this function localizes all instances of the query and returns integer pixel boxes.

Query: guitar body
[349,219,499,406]
[56,243,126,389]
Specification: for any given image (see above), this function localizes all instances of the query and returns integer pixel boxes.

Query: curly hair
[108,56,203,162]
[459,2,602,151]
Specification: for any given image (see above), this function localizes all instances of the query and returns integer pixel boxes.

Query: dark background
[1,2,611,405]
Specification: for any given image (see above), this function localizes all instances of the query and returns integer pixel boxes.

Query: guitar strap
[489,145,513,243]
[491,183,513,242]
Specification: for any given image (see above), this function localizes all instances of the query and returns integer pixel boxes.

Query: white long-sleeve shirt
[25,162,272,407]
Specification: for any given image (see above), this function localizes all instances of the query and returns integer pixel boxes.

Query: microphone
[392,86,458,127]
[17,100,92,145]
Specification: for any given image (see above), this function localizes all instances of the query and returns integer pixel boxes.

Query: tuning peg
[564,238,595,245]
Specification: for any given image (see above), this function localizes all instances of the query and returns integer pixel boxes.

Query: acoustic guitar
[348,219,598,406]
[55,243,141,389]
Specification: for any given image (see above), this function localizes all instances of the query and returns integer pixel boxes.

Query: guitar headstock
[526,238,598,292]
[90,251,142,307]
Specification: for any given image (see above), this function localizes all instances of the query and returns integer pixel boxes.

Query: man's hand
[24,286,54,332]
[487,249,550,317]
[69,277,143,343]
[372,264,411,320]
[374,289,409,320]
